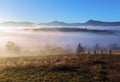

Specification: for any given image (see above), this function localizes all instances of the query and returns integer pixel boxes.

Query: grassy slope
[0,54,120,82]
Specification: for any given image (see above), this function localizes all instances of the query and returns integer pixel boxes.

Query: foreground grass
[0,54,120,82]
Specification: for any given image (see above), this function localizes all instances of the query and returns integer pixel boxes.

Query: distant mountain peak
[50,21,66,24]
[86,19,102,23]
[85,19,120,26]
[1,19,120,26]
[40,21,67,26]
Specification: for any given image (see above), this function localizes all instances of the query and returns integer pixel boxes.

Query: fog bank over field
[0,25,120,56]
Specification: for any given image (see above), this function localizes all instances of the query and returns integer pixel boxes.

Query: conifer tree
[76,43,84,54]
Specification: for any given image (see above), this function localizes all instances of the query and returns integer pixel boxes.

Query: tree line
[76,43,120,55]
[5,41,120,55]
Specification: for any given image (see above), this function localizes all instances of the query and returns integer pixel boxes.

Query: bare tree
[108,43,120,50]
[93,43,101,50]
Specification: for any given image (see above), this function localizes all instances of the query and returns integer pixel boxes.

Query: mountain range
[1,20,120,27]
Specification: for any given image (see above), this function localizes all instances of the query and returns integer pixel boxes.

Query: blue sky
[0,0,120,23]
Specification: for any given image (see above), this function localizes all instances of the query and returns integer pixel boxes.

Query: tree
[108,43,120,50]
[93,43,101,50]
[76,43,84,54]
[6,41,21,53]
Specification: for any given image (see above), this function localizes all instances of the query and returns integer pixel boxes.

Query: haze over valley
[0,20,120,57]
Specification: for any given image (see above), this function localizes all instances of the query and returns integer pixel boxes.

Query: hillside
[27,28,114,34]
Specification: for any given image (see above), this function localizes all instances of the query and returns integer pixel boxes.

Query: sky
[0,0,120,23]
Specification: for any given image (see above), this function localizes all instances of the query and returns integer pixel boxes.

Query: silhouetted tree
[76,43,84,54]
[109,50,112,55]
[93,43,101,50]
[108,43,120,50]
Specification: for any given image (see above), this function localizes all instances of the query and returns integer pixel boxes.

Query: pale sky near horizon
[0,0,120,23]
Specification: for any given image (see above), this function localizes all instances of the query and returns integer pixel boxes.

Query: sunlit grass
[0,54,119,82]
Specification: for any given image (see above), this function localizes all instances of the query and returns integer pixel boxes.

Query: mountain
[40,21,68,26]
[1,20,120,27]
[40,20,120,26]
[40,21,83,26]
[85,20,120,26]
[0,22,34,27]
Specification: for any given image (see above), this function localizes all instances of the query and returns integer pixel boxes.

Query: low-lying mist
[0,30,75,57]
[0,41,74,57]
[0,26,120,57]
[1,40,120,57]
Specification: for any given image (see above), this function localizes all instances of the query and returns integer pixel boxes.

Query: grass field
[0,54,120,82]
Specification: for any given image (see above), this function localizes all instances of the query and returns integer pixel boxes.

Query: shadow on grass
[92,60,107,65]
[49,65,79,72]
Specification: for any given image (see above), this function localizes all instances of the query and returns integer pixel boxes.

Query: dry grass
[0,54,120,82]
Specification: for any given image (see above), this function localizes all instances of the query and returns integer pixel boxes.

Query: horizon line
[1,19,120,24]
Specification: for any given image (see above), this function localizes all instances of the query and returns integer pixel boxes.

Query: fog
[0,26,120,57]
[0,30,74,57]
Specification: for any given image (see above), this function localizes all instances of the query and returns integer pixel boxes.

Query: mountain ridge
[1,20,120,27]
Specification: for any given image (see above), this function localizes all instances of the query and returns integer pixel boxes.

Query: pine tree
[76,43,84,54]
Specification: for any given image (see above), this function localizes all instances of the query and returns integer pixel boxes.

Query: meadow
[0,54,119,82]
